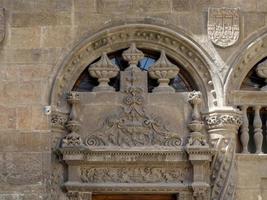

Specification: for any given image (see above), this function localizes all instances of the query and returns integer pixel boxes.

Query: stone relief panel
[208,7,240,48]
[80,166,191,184]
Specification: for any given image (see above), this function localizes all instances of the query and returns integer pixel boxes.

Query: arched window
[72,49,196,92]
[240,57,267,90]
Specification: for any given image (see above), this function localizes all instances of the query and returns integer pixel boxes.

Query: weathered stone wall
[0,0,266,199]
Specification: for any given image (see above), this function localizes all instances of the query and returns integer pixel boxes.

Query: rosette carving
[88,52,119,91]
[148,50,179,93]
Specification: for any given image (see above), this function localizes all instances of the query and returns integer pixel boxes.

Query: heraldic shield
[208,7,239,48]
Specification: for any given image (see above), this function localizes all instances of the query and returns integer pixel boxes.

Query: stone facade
[0,1,267,200]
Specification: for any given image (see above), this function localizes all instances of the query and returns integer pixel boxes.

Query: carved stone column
[204,109,242,200]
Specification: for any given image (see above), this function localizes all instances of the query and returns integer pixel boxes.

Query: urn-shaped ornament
[89,52,119,92]
[148,50,180,93]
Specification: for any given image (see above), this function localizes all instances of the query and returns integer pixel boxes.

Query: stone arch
[224,27,267,105]
[50,23,219,111]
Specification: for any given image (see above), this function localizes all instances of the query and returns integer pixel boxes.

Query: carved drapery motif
[88,52,119,91]
[62,92,82,147]
[148,50,180,93]
[208,7,239,48]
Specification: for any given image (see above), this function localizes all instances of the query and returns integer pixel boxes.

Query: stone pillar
[204,109,242,200]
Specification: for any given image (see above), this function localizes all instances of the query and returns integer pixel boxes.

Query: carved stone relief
[57,43,213,199]
[204,110,242,200]
[208,7,240,48]
[84,44,182,148]
[80,166,191,183]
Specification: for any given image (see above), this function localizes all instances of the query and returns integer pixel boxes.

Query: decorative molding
[208,7,239,48]
[204,111,242,130]
[51,111,68,130]
[80,166,191,183]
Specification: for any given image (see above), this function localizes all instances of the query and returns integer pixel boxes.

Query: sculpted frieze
[204,112,242,129]
[80,166,191,183]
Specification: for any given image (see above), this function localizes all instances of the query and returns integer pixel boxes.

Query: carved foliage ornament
[208,7,240,48]
[80,166,191,183]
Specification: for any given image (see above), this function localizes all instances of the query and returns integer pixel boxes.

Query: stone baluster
[240,105,249,153]
[253,105,263,154]
[61,92,82,147]
[88,52,119,92]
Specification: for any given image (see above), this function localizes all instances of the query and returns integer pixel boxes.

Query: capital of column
[203,108,242,132]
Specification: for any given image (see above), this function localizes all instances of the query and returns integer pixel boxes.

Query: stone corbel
[67,191,92,200]
[204,109,242,200]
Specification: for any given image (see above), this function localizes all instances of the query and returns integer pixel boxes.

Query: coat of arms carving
[208,7,239,48]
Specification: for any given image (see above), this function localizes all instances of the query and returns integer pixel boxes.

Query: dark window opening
[240,57,267,90]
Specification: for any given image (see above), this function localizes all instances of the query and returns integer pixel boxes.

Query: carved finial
[148,50,179,93]
[256,59,267,91]
[187,91,207,147]
[88,52,119,92]
[61,92,82,147]
[122,43,144,66]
